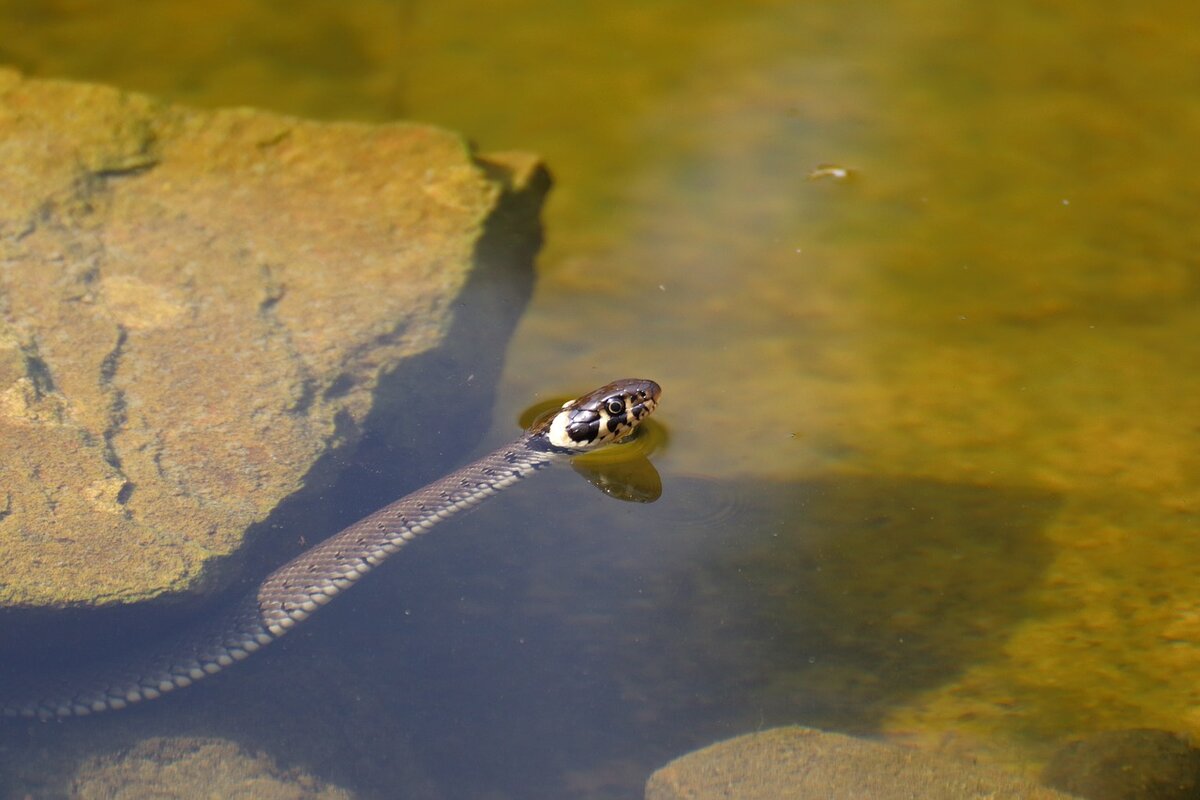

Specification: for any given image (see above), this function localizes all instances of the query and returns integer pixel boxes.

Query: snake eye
[606,398,625,415]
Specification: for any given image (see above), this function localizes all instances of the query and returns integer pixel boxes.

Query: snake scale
[1,378,661,720]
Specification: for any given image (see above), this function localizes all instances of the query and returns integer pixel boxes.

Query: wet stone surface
[645,726,1080,800]
[0,67,547,613]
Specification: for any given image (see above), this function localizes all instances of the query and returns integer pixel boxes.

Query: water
[3,0,1200,796]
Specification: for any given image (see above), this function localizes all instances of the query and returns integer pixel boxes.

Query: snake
[1,378,661,720]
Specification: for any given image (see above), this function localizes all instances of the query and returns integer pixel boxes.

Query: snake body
[2,378,661,720]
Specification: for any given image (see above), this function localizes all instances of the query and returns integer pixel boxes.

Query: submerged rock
[71,736,353,800]
[0,68,547,613]
[1041,729,1200,800]
[645,726,1079,800]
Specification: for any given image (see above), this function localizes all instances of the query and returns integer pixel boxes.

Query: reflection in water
[571,456,662,504]
[0,463,1060,799]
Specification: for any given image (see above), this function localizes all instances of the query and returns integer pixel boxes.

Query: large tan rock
[0,68,547,611]
[645,727,1079,800]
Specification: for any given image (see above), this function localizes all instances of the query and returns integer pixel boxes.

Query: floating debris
[807,163,854,182]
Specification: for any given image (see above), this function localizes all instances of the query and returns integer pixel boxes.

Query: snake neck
[252,434,565,633]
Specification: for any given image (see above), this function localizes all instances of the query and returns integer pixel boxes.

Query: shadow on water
[671,475,1065,734]
[0,464,1061,799]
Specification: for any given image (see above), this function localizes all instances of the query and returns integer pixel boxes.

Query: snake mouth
[628,385,660,420]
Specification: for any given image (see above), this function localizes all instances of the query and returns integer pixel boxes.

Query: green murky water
[4,0,1200,795]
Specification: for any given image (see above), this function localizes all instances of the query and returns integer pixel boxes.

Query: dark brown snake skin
[1,379,660,720]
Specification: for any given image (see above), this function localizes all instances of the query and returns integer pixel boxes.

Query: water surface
[3,0,1200,796]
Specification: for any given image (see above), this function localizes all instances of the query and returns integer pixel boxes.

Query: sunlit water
[3,0,1200,797]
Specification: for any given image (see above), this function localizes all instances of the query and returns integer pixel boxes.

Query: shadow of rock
[0,469,1061,800]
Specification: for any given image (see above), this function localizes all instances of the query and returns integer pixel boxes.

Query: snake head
[530,378,661,452]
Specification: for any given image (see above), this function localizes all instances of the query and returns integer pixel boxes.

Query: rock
[645,726,1079,800]
[0,68,548,613]
[70,736,352,800]
[1040,729,1200,800]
